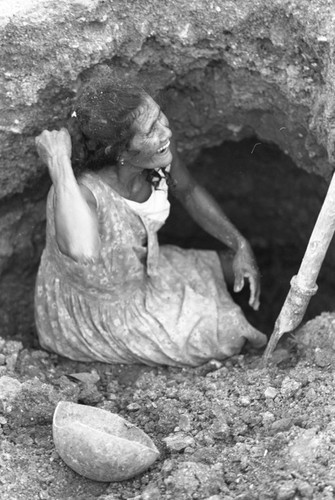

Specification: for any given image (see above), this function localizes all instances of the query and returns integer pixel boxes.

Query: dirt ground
[1,312,335,500]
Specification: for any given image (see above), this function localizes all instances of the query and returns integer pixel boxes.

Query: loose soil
[1,312,335,500]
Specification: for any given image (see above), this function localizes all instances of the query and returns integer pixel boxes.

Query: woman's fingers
[246,272,260,310]
[60,127,70,137]
[247,273,255,307]
[35,129,72,163]
[234,270,261,311]
[248,277,260,310]
[232,245,261,310]
[233,272,244,293]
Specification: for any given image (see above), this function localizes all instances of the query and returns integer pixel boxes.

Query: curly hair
[69,71,148,177]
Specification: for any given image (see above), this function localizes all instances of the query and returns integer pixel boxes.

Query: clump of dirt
[1,315,335,500]
[292,312,335,369]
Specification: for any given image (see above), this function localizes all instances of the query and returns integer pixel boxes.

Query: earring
[119,158,125,166]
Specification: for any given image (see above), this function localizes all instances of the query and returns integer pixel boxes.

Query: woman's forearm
[169,137,246,252]
[50,155,100,261]
[174,169,261,309]
[181,184,246,251]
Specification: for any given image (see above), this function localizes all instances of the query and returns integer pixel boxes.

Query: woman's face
[123,94,173,171]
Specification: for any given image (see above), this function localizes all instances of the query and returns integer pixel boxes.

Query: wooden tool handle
[297,172,335,290]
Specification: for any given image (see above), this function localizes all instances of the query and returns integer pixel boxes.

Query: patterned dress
[35,171,266,366]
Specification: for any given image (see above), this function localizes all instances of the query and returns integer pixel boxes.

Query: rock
[211,418,230,440]
[163,432,195,451]
[276,481,296,500]
[203,496,224,500]
[5,354,19,373]
[264,386,278,399]
[288,427,323,469]
[280,377,302,398]
[239,396,251,406]
[0,341,23,372]
[127,402,141,411]
[194,359,223,376]
[163,461,225,498]
[0,376,22,410]
[16,348,52,380]
[296,480,314,499]
[267,348,291,366]
[261,411,275,426]
[0,340,23,357]
[314,347,333,367]
[177,413,192,432]
[194,429,215,447]
[190,447,220,465]
[294,313,335,368]
[141,483,162,500]
[271,418,293,433]
[106,393,118,401]
[160,459,175,476]
[68,371,100,384]
[78,382,103,405]
[1,376,79,428]
[65,367,103,406]
[305,387,317,401]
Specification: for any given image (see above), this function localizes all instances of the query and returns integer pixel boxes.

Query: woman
[34,74,267,366]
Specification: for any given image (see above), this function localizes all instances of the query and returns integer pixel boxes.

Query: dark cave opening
[159,137,335,335]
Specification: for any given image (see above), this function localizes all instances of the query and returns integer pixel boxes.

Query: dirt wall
[1,0,335,336]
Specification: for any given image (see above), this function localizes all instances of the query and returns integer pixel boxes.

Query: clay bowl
[53,401,160,482]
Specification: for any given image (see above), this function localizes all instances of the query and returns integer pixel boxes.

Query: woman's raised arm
[35,128,101,262]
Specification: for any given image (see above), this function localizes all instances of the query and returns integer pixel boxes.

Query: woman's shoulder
[78,171,122,210]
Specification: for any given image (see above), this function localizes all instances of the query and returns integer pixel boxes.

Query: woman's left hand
[232,240,260,310]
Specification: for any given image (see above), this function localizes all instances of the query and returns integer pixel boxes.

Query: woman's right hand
[232,240,261,311]
[35,128,72,166]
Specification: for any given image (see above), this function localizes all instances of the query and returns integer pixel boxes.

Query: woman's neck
[98,163,150,200]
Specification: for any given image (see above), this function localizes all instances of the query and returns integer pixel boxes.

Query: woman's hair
[69,71,148,176]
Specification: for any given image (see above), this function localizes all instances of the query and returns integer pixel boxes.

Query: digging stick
[262,170,335,364]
